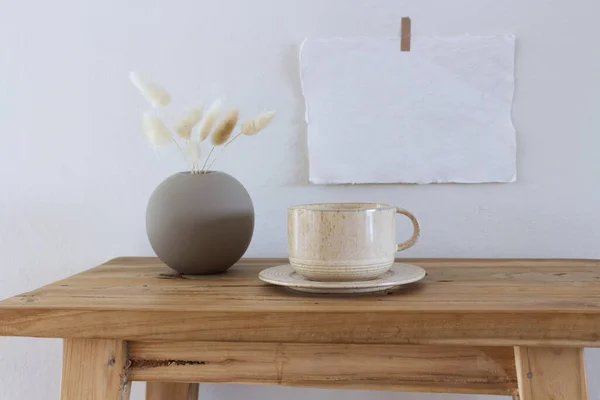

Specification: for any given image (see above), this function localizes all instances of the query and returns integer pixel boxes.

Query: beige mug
[287,203,420,281]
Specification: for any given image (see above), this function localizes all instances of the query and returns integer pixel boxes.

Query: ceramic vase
[146,171,254,274]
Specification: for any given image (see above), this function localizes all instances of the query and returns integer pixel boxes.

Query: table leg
[514,346,587,400]
[61,338,131,400]
[146,382,199,400]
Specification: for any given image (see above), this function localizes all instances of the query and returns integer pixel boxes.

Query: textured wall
[0,0,599,399]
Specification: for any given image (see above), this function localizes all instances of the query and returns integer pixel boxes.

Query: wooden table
[0,258,598,400]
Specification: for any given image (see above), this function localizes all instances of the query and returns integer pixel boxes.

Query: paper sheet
[300,35,516,184]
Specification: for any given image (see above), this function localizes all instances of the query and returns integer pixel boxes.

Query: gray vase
[146,171,254,274]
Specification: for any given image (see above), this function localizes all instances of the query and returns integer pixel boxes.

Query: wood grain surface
[515,346,588,399]
[129,341,517,395]
[1,258,599,345]
[145,382,199,400]
[61,339,130,400]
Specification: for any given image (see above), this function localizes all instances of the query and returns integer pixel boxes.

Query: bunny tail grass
[198,99,222,141]
[130,72,171,108]
[175,107,203,140]
[211,109,239,146]
[241,110,275,135]
[142,113,173,148]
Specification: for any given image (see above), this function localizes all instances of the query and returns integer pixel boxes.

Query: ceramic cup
[287,203,420,281]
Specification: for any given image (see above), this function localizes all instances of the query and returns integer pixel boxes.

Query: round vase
[146,171,254,274]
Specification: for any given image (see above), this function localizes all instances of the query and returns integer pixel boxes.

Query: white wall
[1,0,599,399]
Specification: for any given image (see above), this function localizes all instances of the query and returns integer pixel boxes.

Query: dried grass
[130,72,275,173]
[198,99,222,141]
[241,111,275,135]
[142,113,173,148]
[175,108,203,140]
[129,72,171,108]
[211,109,239,146]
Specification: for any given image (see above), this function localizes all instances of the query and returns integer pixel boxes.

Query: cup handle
[395,207,420,252]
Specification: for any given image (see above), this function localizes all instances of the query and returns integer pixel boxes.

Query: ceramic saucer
[258,263,426,294]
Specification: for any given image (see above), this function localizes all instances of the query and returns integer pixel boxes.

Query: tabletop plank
[1,257,599,345]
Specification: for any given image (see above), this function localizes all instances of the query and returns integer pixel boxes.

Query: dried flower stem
[205,155,218,172]
[205,132,243,171]
[200,146,216,173]
[223,132,243,149]
[172,138,188,163]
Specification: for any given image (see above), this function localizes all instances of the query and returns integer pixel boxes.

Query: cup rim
[288,202,394,212]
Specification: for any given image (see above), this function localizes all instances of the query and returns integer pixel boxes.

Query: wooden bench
[0,258,597,399]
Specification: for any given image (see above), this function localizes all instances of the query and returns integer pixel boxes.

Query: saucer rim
[258,263,426,289]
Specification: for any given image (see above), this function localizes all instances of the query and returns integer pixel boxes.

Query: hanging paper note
[300,35,516,184]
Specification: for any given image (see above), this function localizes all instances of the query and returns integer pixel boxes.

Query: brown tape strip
[401,17,411,51]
